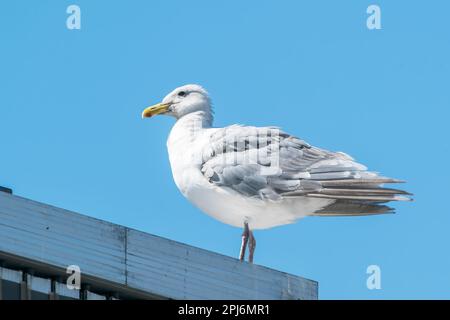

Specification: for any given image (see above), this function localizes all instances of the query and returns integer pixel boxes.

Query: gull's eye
[178,91,187,97]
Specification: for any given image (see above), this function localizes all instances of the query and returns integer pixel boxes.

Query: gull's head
[142,84,212,121]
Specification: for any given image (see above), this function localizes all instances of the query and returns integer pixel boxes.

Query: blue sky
[1,1,449,299]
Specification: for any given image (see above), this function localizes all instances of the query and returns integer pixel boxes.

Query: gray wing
[201,125,411,215]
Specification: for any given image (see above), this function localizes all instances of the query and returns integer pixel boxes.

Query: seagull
[142,84,411,263]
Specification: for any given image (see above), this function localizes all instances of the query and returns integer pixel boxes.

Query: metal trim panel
[0,192,318,300]
[126,229,318,299]
[0,192,126,285]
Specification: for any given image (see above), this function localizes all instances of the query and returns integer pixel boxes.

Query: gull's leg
[248,230,256,263]
[239,222,250,261]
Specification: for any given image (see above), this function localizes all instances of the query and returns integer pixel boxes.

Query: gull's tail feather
[308,178,412,216]
[310,179,412,200]
[318,178,406,187]
[313,200,395,216]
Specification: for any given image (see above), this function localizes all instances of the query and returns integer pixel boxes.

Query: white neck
[167,111,212,192]
[176,110,213,128]
[167,111,212,160]
[173,111,213,134]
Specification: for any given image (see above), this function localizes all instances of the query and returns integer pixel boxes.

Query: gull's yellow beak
[141,103,171,119]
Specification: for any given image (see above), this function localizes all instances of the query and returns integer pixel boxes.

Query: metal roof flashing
[0,191,318,300]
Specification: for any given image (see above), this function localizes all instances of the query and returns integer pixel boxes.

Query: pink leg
[248,230,256,263]
[239,222,250,261]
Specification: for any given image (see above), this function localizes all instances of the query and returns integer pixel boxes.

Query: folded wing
[200,125,412,216]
